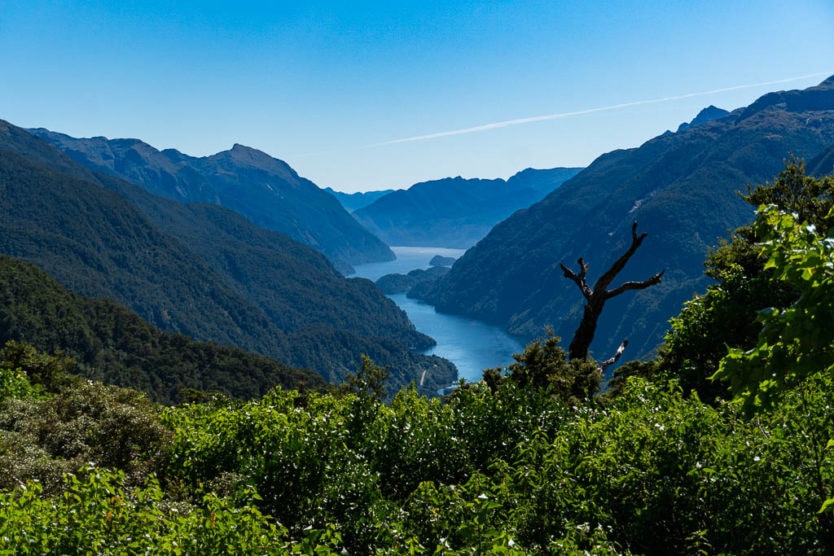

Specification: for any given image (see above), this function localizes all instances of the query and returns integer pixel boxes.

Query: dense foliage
[3,331,834,553]
[663,161,834,403]
[3,157,834,552]
[0,256,326,404]
[717,201,834,409]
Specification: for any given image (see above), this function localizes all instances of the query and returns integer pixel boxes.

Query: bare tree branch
[560,258,592,300]
[591,221,648,294]
[561,221,663,361]
[597,339,629,374]
[604,270,665,299]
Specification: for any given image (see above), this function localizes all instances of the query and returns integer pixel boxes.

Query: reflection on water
[351,247,523,382]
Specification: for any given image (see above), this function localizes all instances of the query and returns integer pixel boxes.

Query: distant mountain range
[325,187,394,212]
[421,75,834,363]
[351,168,582,248]
[0,120,455,395]
[29,130,393,273]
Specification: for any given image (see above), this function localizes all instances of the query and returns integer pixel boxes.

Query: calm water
[351,247,523,382]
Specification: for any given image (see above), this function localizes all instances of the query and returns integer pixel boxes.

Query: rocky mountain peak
[676,105,730,132]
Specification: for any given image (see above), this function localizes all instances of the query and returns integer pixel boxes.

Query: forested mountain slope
[29,129,394,272]
[423,75,834,361]
[809,142,834,176]
[353,167,581,248]
[0,255,326,404]
[0,120,455,394]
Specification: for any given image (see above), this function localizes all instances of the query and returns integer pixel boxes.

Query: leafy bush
[0,366,171,492]
[0,467,288,555]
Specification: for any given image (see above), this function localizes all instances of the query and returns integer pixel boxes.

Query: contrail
[375,72,831,146]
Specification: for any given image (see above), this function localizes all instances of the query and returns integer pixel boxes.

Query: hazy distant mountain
[0,120,455,394]
[353,167,582,248]
[29,130,394,273]
[421,75,834,362]
[325,187,395,212]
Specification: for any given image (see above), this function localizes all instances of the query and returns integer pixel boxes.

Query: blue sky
[2,1,833,193]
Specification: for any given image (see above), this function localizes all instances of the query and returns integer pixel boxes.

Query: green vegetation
[663,161,834,405]
[717,195,834,409]
[3,166,834,553]
[0,255,326,404]
[1,119,455,395]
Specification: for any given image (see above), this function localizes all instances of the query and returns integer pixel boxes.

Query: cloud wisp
[376,72,831,147]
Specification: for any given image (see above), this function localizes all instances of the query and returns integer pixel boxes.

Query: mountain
[0,120,455,394]
[28,130,394,273]
[325,187,395,212]
[352,168,582,248]
[675,105,730,132]
[0,255,327,404]
[420,76,834,363]
[809,142,834,176]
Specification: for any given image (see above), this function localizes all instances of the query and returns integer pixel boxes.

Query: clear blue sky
[2,1,833,193]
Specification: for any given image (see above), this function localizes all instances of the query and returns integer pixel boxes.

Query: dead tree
[597,339,628,375]
[560,221,664,361]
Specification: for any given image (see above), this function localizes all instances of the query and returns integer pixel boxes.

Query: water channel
[351,246,523,383]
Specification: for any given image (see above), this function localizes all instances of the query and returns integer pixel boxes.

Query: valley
[6,1,834,552]
[351,247,523,383]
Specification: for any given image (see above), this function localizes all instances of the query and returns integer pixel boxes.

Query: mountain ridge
[28,129,394,272]
[421,76,834,362]
[353,167,582,248]
[325,187,395,212]
[676,105,730,132]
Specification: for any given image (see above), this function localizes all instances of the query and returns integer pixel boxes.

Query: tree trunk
[568,300,604,361]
